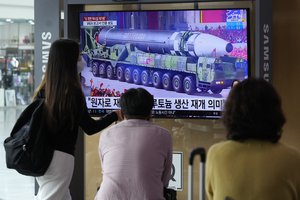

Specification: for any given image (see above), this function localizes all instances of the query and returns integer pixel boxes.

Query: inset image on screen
[79,8,250,118]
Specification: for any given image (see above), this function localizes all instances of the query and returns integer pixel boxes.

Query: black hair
[120,88,154,119]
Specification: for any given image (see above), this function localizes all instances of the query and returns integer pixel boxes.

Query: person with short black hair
[205,78,300,200]
[95,88,173,200]
[120,87,154,120]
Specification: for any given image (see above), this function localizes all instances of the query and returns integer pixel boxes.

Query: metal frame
[64,0,272,82]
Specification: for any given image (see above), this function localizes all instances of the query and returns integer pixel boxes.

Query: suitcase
[188,147,206,200]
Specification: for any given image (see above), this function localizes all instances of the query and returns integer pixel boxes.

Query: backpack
[3,99,54,176]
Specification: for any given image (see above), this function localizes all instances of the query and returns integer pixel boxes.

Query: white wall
[0,0,34,19]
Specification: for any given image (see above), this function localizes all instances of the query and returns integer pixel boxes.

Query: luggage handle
[189,148,206,165]
[188,147,206,200]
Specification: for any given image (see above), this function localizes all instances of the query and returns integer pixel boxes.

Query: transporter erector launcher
[82,27,246,94]
[97,28,233,58]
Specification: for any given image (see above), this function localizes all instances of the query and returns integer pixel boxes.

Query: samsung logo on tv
[263,24,270,82]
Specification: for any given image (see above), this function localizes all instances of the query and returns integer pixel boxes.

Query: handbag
[3,99,54,177]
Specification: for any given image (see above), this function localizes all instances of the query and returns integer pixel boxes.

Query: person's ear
[114,110,124,121]
[120,109,125,120]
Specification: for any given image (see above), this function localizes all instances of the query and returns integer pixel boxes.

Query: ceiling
[0,0,34,19]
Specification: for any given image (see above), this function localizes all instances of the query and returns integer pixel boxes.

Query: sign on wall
[169,151,183,191]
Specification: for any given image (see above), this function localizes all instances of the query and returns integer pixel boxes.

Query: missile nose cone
[226,43,233,53]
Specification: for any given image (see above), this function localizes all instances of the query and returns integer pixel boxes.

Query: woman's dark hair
[223,78,286,143]
[34,39,84,130]
[120,88,154,119]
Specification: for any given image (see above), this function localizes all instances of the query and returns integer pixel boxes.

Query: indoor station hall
[0,2,34,107]
[1,0,300,200]
[0,0,35,199]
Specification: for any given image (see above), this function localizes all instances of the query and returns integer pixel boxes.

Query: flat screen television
[79,8,250,118]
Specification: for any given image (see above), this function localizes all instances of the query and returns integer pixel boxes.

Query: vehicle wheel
[141,70,150,86]
[125,67,133,83]
[162,73,173,90]
[117,66,125,82]
[183,76,195,95]
[211,88,222,94]
[106,64,114,79]
[99,63,106,78]
[133,69,141,85]
[92,62,99,77]
[172,75,183,93]
[152,71,162,89]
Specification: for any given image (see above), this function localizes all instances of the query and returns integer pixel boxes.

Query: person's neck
[125,117,150,121]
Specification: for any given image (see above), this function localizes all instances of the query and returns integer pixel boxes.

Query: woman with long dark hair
[34,39,122,200]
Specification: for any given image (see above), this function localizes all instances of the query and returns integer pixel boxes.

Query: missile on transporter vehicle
[83,27,244,95]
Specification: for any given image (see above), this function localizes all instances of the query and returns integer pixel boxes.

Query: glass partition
[0,19,34,106]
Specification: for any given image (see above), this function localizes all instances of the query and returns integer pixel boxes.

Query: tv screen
[79,8,249,118]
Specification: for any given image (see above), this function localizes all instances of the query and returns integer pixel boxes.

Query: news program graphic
[79,9,249,118]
